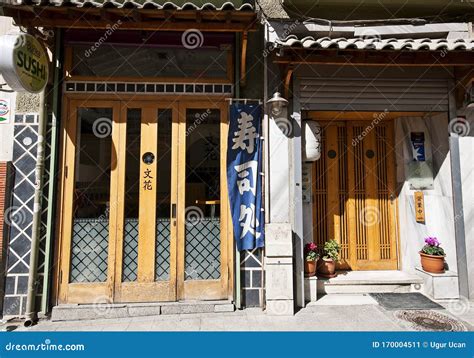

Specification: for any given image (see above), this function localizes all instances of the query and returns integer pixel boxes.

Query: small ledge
[415,267,458,277]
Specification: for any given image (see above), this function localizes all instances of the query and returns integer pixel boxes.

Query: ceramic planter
[304,259,317,277]
[419,252,445,273]
[317,258,337,278]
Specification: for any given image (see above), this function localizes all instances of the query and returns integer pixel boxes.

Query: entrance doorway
[310,117,398,270]
[57,99,232,304]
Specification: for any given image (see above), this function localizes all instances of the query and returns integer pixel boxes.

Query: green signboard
[0,33,49,93]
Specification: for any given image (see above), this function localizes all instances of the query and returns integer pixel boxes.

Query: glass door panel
[70,107,113,283]
[122,108,141,282]
[155,109,173,282]
[184,109,222,281]
[178,102,230,301]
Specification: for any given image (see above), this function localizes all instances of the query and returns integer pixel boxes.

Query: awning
[275,36,474,51]
[0,0,255,11]
[0,0,257,32]
[268,20,474,52]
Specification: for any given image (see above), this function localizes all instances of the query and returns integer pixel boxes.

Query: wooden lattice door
[312,120,398,270]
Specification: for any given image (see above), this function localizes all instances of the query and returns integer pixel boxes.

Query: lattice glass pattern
[122,219,138,282]
[70,219,108,283]
[155,219,171,281]
[185,218,220,280]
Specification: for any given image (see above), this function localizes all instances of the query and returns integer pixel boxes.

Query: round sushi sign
[0,33,49,93]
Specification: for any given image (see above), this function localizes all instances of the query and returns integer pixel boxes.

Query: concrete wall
[395,114,458,275]
[0,16,17,162]
[0,16,42,317]
[458,115,474,299]
[0,15,22,316]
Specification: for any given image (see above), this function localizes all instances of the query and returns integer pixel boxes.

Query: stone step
[311,270,424,296]
[51,301,234,322]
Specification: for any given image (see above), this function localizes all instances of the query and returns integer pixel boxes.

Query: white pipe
[24,90,46,327]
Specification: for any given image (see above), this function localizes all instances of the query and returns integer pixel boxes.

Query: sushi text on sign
[0,33,49,93]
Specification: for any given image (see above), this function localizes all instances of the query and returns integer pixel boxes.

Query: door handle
[171,203,177,227]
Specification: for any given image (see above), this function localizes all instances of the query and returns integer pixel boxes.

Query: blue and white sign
[227,103,264,251]
[411,132,426,162]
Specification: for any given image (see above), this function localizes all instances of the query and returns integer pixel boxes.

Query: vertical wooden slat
[386,122,398,266]
[168,104,179,300]
[346,123,358,269]
[219,102,229,298]
[112,103,128,301]
[52,98,69,305]
[326,125,339,244]
[353,125,368,261]
[338,125,349,265]
[362,123,381,263]
[176,103,186,300]
[58,100,78,303]
[107,102,122,299]
[137,106,158,282]
[375,125,390,260]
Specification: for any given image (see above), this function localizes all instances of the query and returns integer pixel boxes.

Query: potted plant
[420,236,445,273]
[317,239,341,278]
[304,242,319,277]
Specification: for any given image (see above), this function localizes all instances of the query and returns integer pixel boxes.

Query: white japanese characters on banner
[227,103,264,251]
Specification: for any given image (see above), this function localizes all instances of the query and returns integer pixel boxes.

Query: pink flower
[424,237,440,247]
[304,242,318,253]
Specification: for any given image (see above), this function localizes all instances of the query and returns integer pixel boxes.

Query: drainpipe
[263,24,269,224]
[41,29,62,314]
[262,24,269,311]
[234,32,241,310]
[24,89,47,327]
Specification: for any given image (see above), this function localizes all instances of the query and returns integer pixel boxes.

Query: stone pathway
[2,295,472,332]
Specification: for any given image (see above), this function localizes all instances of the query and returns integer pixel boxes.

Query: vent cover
[299,78,449,112]
[65,81,233,95]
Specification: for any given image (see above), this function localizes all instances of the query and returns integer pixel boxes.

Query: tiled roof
[274,35,474,51]
[0,0,255,10]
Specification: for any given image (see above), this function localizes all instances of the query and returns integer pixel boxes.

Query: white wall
[458,115,474,298]
[0,16,17,162]
[395,114,458,274]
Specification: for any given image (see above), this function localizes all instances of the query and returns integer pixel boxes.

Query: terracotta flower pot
[420,252,445,273]
[304,259,317,277]
[317,258,337,278]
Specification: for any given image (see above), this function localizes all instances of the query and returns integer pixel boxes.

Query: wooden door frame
[57,99,121,304]
[306,112,401,271]
[54,95,234,305]
[177,100,233,301]
[114,101,179,303]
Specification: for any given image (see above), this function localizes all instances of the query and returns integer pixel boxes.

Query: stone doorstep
[311,271,424,296]
[318,270,424,285]
[51,301,235,322]
[307,294,379,306]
